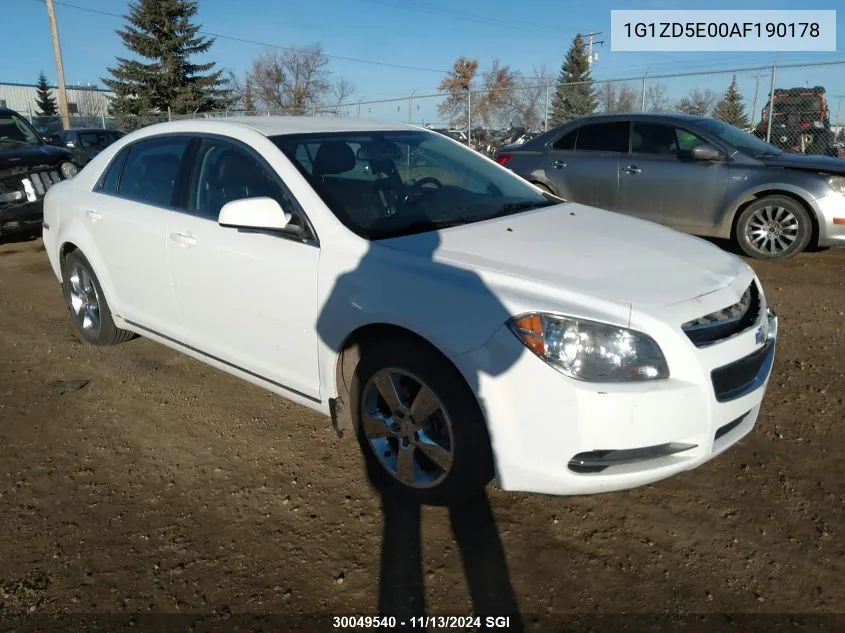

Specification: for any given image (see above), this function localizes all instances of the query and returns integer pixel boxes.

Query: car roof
[68,128,124,133]
[136,115,414,138]
[560,112,710,124]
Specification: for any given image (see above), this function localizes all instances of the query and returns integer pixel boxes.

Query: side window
[574,122,629,153]
[552,129,577,150]
[117,137,190,207]
[675,128,707,152]
[189,139,296,221]
[631,122,679,156]
[97,146,130,194]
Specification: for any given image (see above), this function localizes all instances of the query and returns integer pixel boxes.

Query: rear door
[544,121,627,210]
[619,122,728,229]
[84,135,189,335]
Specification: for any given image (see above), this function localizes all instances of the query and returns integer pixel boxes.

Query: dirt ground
[0,234,843,633]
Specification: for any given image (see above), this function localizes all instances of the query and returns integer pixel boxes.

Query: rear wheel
[61,250,136,345]
[350,337,494,506]
[734,195,812,260]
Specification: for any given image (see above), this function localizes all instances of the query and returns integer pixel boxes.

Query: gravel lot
[1,234,843,632]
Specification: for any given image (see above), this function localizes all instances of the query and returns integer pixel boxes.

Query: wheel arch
[56,239,122,317]
[327,322,482,438]
[727,187,820,247]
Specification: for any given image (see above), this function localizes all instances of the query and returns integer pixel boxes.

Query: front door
[619,122,728,229]
[166,137,321,401]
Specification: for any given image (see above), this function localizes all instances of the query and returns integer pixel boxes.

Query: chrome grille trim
[682,282,762,348]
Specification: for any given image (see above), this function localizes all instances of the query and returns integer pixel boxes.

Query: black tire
[734,195,812,260]
[61,249,136,345]
[350,336,494,506]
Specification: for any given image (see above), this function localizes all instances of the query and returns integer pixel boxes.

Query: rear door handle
[552,160,566,169]
[622,165,642,174]
[86,210,103,222]
[170,232,197,247]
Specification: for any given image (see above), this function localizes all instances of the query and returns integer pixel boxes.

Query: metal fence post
[641,73,647,112]
[765,64,777,144]
[467,89,472,146]
[101,113,106,129]
[544,83,551,131]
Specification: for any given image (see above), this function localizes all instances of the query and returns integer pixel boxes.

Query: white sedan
[42,117,778,505]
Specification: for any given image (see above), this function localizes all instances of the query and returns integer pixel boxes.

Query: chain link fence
[23,61,845,159]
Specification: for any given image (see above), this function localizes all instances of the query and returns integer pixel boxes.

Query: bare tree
[437,57,479,129]
[74,87,108,118]
[321,78,355,115]
[512,65,554,131]
[675,88,719,116]
[248,44,333,114]
[475,58,520,128]
[597,82,638,114]
[646,83,671,112]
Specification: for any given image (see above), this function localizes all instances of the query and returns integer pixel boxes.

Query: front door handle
[170,232,197,247]
[86,210,103,222]
[552,160,567,169]
[622,165,642,174]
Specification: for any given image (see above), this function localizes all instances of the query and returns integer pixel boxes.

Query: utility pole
[749,74,768,129]
[584,32,605,68]
[45,0,70,130]
[834,95,845,140]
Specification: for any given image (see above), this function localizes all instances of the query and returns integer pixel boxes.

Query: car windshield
[0,112,42,146]
[694,118,782,157]
[272,129,556,240]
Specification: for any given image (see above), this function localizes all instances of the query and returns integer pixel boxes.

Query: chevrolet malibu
[42,117,778,505]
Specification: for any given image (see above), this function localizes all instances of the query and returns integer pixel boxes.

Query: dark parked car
[48,128,125,165]
[0,108,80,238]
[496,113,845,260]
[753,86,838,157]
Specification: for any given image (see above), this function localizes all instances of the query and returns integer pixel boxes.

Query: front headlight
[60,161,79,179]
[827,175,845,196]
[508,313,669,382]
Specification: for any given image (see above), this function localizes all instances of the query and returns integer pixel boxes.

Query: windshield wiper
[371,218,468,240]
[488,199,557,218]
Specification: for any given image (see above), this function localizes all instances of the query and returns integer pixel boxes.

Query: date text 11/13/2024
[332,615,513,629]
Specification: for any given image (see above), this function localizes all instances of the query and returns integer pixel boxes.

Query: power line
[37,0,451,74]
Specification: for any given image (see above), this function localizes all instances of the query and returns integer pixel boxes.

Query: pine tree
[102,0,230,116]
[35,71,58,117]
[550,35,597,125]
[713,75,750,128]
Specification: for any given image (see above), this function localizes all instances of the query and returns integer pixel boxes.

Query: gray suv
[495,113,845,260]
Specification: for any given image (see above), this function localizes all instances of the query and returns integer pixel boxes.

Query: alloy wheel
[745,205,800,255]
[67,265,101,333]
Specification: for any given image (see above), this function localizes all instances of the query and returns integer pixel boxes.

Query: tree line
[437,34,751,130]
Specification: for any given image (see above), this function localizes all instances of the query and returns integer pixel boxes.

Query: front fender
[718,182,820,237]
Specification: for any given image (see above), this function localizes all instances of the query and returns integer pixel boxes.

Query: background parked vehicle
[496,113,845,260]
[48,128,125,166]
[753,87,839,157]
[0,107,80,238]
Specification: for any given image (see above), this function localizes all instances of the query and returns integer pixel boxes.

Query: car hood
[382,203,746,309]
[0,143,73,168]
[761,153,845,174]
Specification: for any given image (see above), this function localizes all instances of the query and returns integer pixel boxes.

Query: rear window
[116,137,189,207]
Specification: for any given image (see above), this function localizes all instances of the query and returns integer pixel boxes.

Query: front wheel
[350,337,494,506]
[734,196,812,260]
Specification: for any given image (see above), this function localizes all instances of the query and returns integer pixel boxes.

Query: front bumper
[0,199,43,228]
[813,193,845,247]
[453,275,778,497]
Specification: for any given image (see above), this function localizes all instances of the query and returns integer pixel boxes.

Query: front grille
[0,166,63,205]
[682,282,761,347]
[711,341,775,402]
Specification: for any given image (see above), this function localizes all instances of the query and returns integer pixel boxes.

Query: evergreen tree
[102,0,230,116]
[550,35,597,124]
[713,75,750,128]
[35,71,58,117]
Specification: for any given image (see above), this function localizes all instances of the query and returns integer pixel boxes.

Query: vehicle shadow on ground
[314,221,525,628]
[0,226,41,248]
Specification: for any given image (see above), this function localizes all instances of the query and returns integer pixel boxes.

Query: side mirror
[218,197,291,232]
[688,143,724,162]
